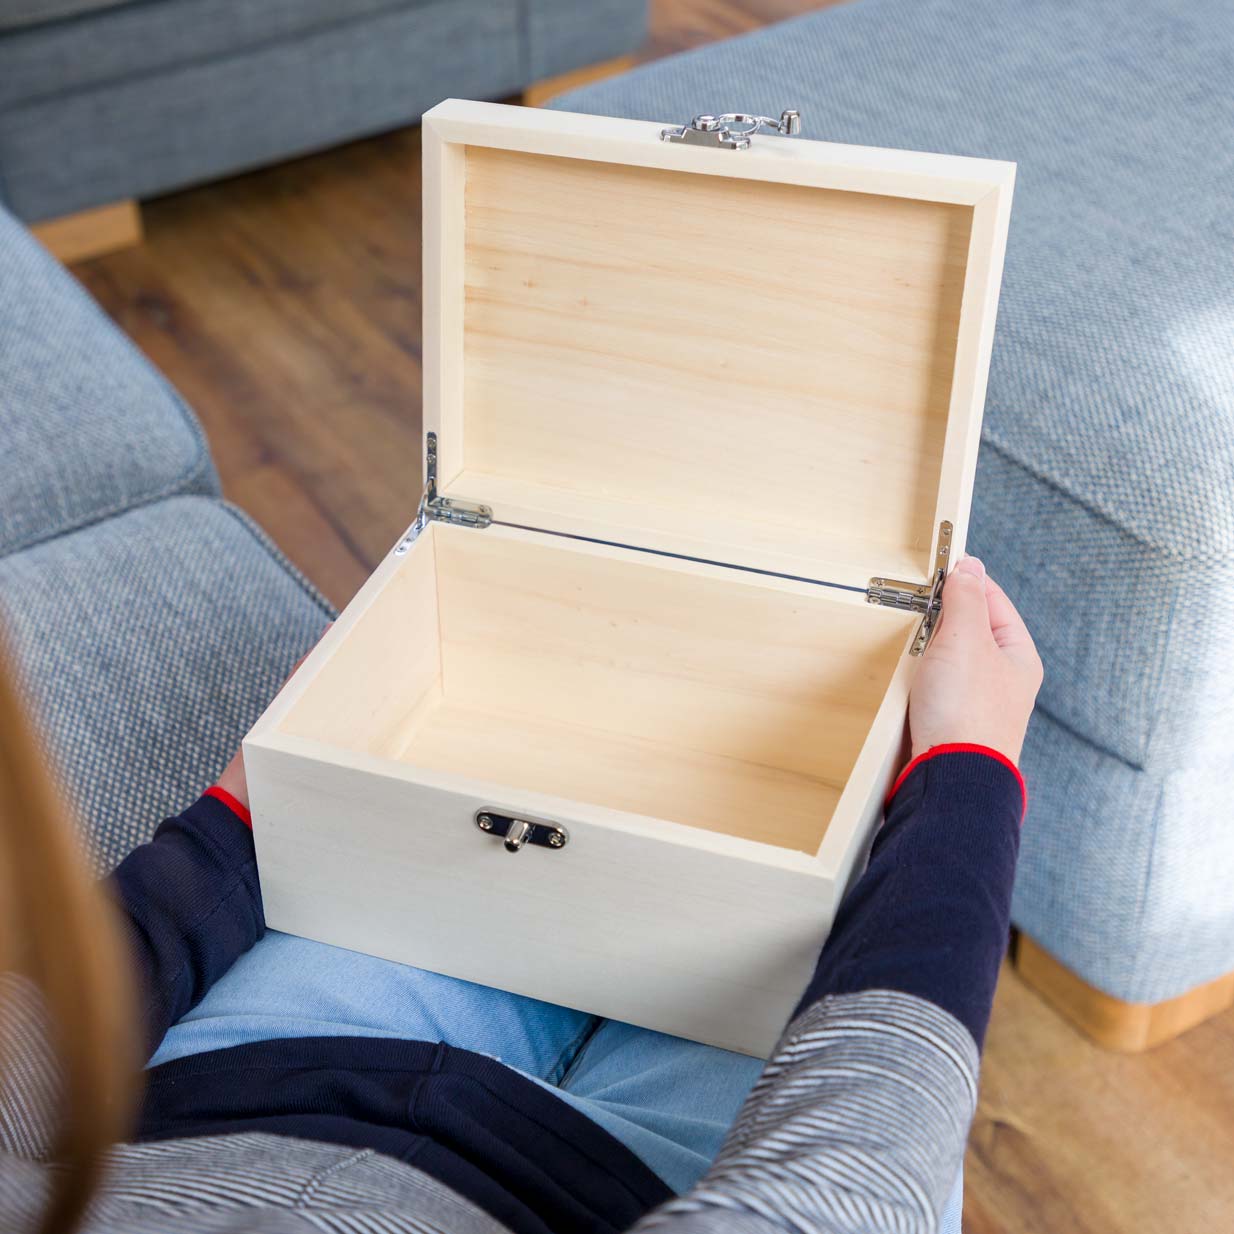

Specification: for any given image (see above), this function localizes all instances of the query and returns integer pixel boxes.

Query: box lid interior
[424,102,1013,590]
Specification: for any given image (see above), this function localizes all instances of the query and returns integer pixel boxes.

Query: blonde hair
[0,638,138,1233]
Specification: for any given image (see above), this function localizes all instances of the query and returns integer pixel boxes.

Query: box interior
[441,145,976,588]
[280,525,915,854]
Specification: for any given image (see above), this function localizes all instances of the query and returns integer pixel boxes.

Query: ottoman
[555,0,1234,1048]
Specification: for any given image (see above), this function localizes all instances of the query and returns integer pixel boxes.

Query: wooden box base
[246,521,920,1055]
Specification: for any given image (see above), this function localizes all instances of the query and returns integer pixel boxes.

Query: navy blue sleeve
[109,794,265,1057]
[795,748,1024,1050]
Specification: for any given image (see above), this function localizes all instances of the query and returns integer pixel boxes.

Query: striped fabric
[637,992,977,1234]
[1,985,976,1233]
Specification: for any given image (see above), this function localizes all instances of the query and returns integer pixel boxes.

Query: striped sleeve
[0,974,57,1162]
[634,990,979,1234]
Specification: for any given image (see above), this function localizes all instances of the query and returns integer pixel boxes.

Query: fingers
[933,555,995,648]
[983,577,1034,652]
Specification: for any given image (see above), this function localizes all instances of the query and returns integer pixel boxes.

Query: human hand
[212,627,332,811]
[908,557,1042,764]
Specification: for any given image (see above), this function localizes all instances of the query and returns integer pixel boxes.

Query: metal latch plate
[476,809,569,853]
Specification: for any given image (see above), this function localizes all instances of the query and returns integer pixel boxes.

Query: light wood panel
[419,524,910,850]
[402,703,845,852]
[279,534,441,758]
[458,141,974,585]
[275,520,911,852]
[1016,935,1234,1054]
[32,200,142,263]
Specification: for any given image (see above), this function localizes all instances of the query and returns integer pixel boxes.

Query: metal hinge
[661,109,801,150]
[397,437,952,659]
[393,432,491,555]
[866,522,953,657]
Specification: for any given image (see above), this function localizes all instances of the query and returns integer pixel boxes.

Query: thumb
[933,555,994,648]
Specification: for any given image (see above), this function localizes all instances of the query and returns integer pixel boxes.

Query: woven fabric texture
[0,0,648,220]
[0,0,437,106]
[0,0,129,34]
[0,204,217,557]
[557,0,1234,1002]
[0,497,332,876]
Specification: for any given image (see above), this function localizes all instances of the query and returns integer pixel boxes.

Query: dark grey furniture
[0,0,648,222]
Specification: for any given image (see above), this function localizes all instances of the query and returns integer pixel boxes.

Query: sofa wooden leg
[30,200,143,264]
[1015,934,1234,1052]
[523,54,637,108]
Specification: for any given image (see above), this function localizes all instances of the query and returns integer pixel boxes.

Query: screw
[477,815,493,831]
[548,832,565,848]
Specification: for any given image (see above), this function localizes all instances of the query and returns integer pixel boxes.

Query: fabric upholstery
[0,497,332,875]
[0,203,217,558]
[0,0,131,34]
[0,0,649,221]
[0,0,437,106]
[525,0,648,82]
[557,0,1234,1003]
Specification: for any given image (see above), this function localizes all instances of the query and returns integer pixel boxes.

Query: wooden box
[244,100,1014,1056]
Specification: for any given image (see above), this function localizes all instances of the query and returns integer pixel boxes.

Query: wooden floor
[70,2,1234,1231]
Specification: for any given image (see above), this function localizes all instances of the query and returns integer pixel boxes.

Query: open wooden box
[245,100,1014,1056]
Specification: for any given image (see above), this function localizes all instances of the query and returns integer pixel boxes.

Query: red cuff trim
[886,743,1027,820]
[204,785,253,829]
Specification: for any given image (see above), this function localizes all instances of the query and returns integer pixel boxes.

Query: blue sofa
[0,0,648,223]
[0,202,331,872]
[555,0,1234,1035]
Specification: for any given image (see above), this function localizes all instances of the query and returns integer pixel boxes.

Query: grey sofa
[0,201,331,871]
[554,0,1234,1037]
[0,0,648,222]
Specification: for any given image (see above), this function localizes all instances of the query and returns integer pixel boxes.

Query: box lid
[420,100,1014,594]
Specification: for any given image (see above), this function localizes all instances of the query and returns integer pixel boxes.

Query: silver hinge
[394,432,492,555]
[866,522,953,657]
[396,436,952,660]
[661,109,801,150]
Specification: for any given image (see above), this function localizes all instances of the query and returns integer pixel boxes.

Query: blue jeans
[151,930,963,1226]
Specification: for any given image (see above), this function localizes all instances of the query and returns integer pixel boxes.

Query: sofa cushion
[0,205,218,557]
[0,0,132,34]
[0,496,333,874]
[555,0,1234,772]
[0,0,524,220]
[0,0,440,107]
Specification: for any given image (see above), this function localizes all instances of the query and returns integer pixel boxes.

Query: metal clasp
[661,109,801,150]
[476,810,569,854]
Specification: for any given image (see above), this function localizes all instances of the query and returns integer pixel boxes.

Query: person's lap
[152,930,963,1225]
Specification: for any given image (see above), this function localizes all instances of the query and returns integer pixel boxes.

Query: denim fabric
[0,204,217,557]
[148,927,964,1231]
[556,0,1234,1003]
[0,497,332,874]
